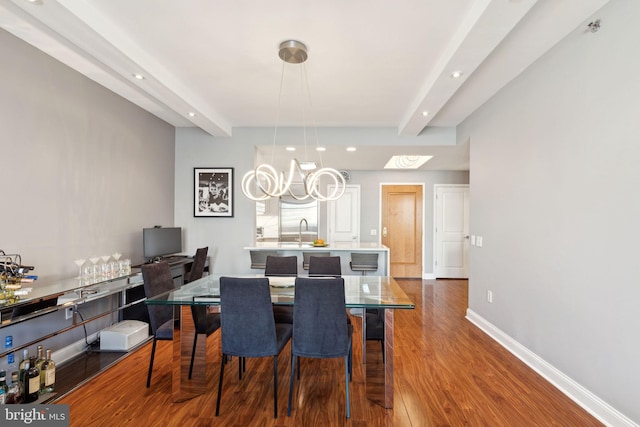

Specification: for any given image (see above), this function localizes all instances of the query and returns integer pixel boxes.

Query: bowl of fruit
[312,238,328,247]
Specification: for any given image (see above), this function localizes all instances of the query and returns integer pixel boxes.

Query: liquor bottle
[18,349,29,386]
[35,345,45,372]
[0,370,7,404]
[6,371,23,404]
[24,356,40,403]
[39,349,55,394]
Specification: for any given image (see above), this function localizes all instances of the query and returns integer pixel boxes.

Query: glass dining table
[145,274,414,408]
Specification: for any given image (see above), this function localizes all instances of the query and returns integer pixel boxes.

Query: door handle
[464,235,470,239]
[383,227,387,237]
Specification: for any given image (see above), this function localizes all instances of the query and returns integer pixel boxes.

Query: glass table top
[145,274,414,309]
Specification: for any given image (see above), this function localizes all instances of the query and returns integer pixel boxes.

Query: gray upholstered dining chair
[308,255,342,277]
[287,277,352,418]
[302,251,330,270]
[141,261,178,388]
[264,255,297,324]
[216,276,293,419]
[184,247,221,379]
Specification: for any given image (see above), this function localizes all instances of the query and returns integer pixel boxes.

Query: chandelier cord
[270,59,286,166]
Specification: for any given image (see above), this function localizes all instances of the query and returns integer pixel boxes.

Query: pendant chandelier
[241,40,346,202]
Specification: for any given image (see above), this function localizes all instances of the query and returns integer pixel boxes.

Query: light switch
[470,235,476,246]
[370,229,377,236]
[476,236,483,247]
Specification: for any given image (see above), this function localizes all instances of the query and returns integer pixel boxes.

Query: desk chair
[185,247,221,380]
[349,252,379,275]
[141,262,178,388]
[287,277,352,418]
[264,255,297,324]
[302,251,330,270]
[216,277,293,419]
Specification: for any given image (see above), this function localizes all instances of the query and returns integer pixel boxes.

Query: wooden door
[381,185,423,278]
[435,185,469,278]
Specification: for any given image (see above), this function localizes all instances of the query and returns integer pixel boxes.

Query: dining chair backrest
[264,255,298,277]
[308,255,342,277]
[141,261,177,334]
[186,246,208,283]
[302,251,330,270]
[291,277,350,358]
[219,276,279,357]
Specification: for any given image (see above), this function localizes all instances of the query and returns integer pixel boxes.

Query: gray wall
[175,128,468,276]
[0,28,175,370]
[459,0,639,423]
[1,29,176,281]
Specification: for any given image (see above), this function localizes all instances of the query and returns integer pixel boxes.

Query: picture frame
[194,167,234,217]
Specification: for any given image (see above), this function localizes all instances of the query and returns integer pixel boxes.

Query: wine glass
[112,252,122,261]
[89,257,100,277]
[74,259,85,278]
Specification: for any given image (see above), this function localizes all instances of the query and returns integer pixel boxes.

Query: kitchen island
[244,241,389,276]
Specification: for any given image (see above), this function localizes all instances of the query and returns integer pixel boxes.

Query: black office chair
[185,247,221,380]
[216,277,293,419]
[250,250,279,270]
[308,255,341,277]
[287,277,352,418]
[264,255,297,324]
[302,251,330,270]
[349,252,379,275]
[141,262,178,388]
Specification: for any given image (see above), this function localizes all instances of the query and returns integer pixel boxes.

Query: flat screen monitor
[143,227,182,260]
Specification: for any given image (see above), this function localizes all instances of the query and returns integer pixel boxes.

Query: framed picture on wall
[194,167,234,217]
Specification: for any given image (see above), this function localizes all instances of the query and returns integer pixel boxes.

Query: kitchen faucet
[298,218,308,245]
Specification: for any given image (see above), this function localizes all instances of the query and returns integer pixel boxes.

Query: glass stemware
[89,257,100,278]
[74,259,85,278]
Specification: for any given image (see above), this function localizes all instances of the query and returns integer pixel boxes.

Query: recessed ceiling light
[24,0,43,4]
[187,112,196,117]
[384,155,433,169]
[450,71,463,79]
[133,73,145,80]
[346,147,356,152]
[299,161,317,171]
[316,147,326,152]
[286,147,296,151]
[422,111,429,117]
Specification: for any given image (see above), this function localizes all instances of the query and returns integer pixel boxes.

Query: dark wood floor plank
[57,279,602,426]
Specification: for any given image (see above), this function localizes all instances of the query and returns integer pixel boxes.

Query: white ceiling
[1,0,610,170]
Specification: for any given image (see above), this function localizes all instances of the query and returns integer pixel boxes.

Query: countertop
[244,241,389,251]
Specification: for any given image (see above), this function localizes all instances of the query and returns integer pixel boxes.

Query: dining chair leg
[146,338,157,388]
[287,355,296,416]
[273,356,278,419]
[345,354,351,419]
[188,333,198,379]
[215,354,226,416]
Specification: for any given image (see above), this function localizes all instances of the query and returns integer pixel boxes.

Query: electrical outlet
[487,290,493,303]
[65,307,74,320]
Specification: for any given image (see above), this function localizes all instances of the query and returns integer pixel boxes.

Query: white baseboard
[51,333,99,366]
[422,272,436,280]
[465,309,637,427]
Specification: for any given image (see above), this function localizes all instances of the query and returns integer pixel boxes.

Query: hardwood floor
[57,279,602,426]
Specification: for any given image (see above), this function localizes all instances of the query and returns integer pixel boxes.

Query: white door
[435,185,469,278]
[327,185,360,242]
